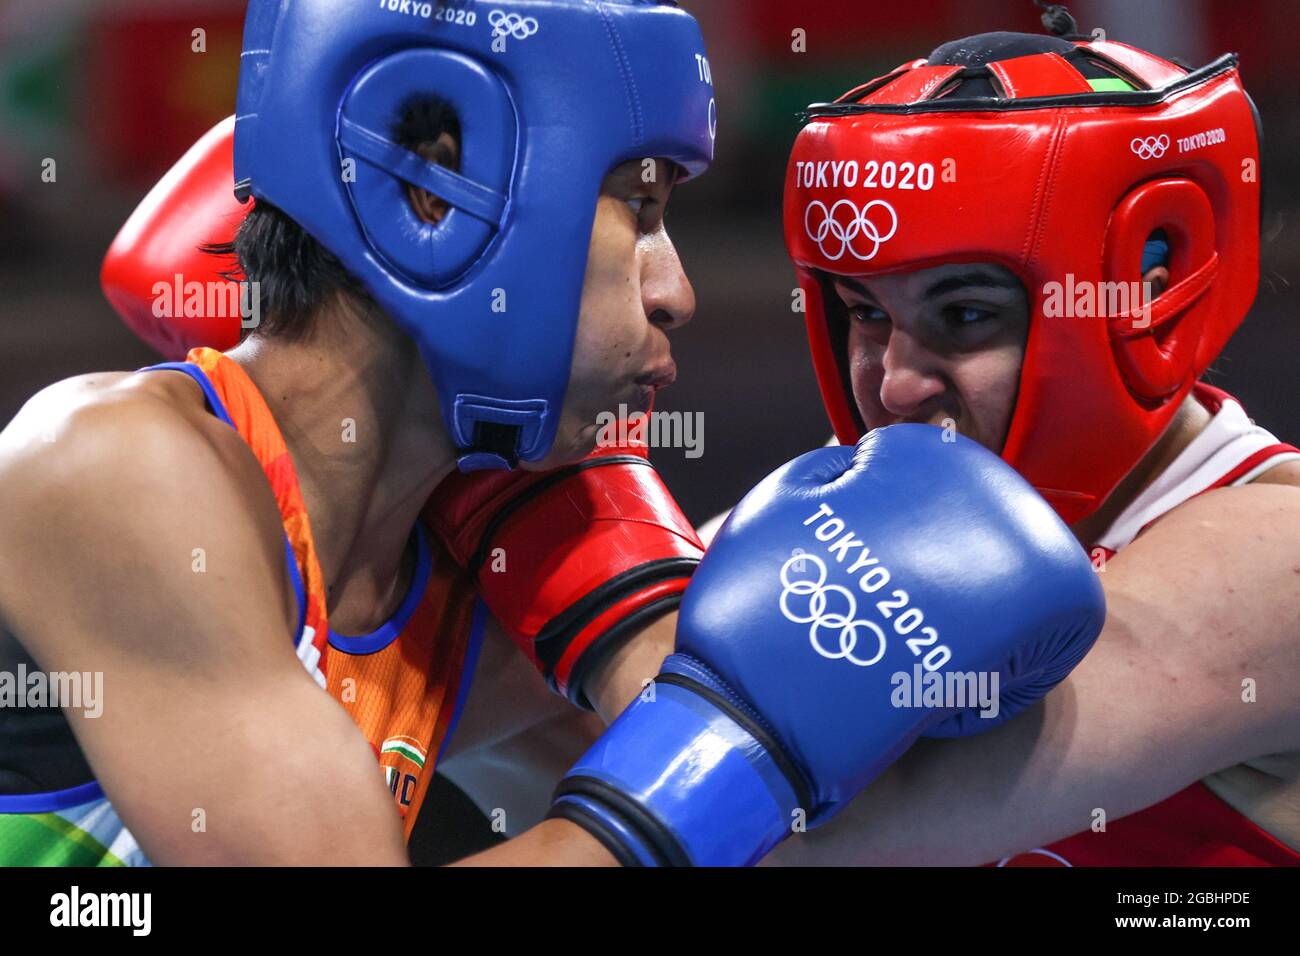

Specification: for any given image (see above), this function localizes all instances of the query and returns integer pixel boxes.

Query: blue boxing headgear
[233,0,716,470]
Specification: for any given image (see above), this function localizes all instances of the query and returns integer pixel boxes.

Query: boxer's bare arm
[454,817,617,865]
[586,610,678,724]
[440,599,676,751]
[766,482,1300,865]
[0,375,409,865]
[435,614,671,863]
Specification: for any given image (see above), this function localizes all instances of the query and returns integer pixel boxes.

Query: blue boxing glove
[548,425,1105,866]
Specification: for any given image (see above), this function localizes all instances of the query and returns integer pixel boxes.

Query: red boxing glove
[101,115,247,359]
[424,441,703,708]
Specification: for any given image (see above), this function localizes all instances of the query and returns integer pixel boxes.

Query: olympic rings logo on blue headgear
[804,199,898,262]
[489,9,540,40]
[779,553,887,667]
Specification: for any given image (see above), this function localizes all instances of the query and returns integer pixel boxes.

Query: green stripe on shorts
[0,812,127,867]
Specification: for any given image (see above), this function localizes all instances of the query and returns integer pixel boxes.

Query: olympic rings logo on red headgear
[804,199,898,262]
[779,553,887,667]
[1130,134,1170,160]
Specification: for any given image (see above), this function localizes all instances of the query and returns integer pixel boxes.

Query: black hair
[205,95,461,340]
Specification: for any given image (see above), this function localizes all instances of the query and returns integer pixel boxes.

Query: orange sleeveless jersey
[187,348,483,840]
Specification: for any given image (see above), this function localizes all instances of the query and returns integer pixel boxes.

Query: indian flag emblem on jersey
[380,735,428,770]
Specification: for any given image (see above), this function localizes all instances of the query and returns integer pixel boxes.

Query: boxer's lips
[628,385,656,415]
[628,364,676,414]
[637,363,677,391]
[864,410,951,431]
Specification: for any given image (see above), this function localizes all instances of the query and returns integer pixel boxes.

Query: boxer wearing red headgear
[762,18,1300,866]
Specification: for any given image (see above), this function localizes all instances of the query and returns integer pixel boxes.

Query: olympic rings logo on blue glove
[779,553,887,667]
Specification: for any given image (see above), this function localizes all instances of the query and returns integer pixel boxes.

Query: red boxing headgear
[784,38,1261,524]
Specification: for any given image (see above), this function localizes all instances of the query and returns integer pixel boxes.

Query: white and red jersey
[999,383,1300,866]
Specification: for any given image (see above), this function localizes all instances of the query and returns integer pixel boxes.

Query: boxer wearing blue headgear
[234,0,715,471]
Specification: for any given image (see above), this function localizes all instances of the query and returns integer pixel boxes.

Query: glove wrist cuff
[551,671,803,866]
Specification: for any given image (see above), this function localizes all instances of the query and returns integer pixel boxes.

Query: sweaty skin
[0,154,694,866]
[758,261,1300,865]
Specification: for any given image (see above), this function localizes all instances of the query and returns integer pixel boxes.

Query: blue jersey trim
[0,780,105,814]
[327,523,432,655]
[285,536,308,640]
[435,597,489,767]
[141,361,235,427]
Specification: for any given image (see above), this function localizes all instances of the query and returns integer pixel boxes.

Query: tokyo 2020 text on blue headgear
[234,0,716,470]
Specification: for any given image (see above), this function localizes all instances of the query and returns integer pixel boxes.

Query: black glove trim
[536,556,700,705]
[545,798,651,868]
[550,775,691,867]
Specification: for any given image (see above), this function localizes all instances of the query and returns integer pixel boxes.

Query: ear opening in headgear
[1104,179,1219,402]
[339,47,516,290]
[379,94,467,237]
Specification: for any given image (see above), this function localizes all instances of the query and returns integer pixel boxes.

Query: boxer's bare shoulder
[0,368,275,513]
[0,369,297,650]
[0,371,410,865]
[2,369,236,462]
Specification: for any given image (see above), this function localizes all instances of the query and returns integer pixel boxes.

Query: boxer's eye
[848,304,889,325]
[944,305,995,327]
[626,198,648,216]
